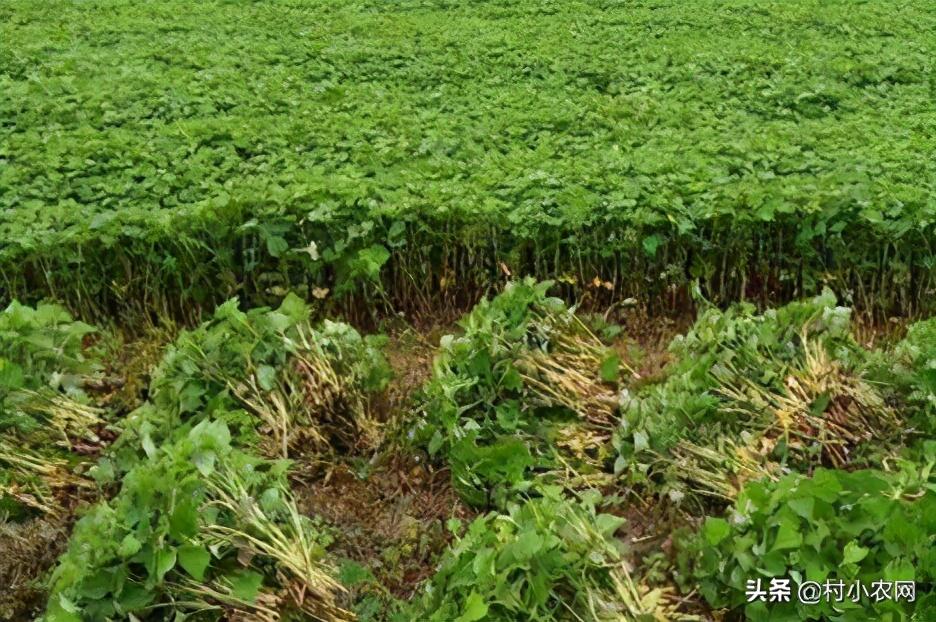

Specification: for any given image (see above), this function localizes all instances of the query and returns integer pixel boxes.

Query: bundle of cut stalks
[514,310,633,430]
[662,439,783,502]
[557,499,701,622]
[198,465,352,622]
[11,389,104,447]
[0,442,93,515]
[1,392,103,515]
[662,334,900,504]
[174,577,351,622]
[715,336,900,470]
[227,325,379,459]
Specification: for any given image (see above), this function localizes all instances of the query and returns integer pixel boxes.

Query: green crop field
[2,0,935,317]
[1,1,935,621]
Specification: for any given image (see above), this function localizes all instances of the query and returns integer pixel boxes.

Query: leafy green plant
[679,446,936,621]
[45,414,350,622]
[5,2,936,619]
[0,301,105,514]
[413,279,622,506]
[114,293,390,468]
[43,294,397,620]
[0,301,101,436]
[407,486,678,622]
[4,0,935,319]
[614,292,900,505]
[870,317,936,436]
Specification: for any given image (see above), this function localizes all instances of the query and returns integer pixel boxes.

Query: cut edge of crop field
[3,211,935,330]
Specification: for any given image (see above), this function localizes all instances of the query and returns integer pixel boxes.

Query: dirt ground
[0,514,72,620]
[295,322,474,603]
[296,455,474,601]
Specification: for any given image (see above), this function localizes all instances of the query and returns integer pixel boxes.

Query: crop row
[3,0,936,318]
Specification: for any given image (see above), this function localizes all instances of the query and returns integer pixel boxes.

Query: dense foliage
[3,0,936,615]
[868,317,936,435]
[681,452,936,621]
[47,416,348,622]
[614,291,902,505]
[2,1,935,316]
[413,279,619,506]
[0,301,104,515]
[123,293,391,463]
[44,296,391,621]
[2,283,933,621]
[0,301,100,437]
[408,487,666,622]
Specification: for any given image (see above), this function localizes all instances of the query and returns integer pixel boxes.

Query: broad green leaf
[600,352,619,382]
[0,358,24,390]
[178,545,211,581]
[118,534,142,558]
[228,569,264,602]
[265,235,289,258]
[842,541,869,565]
[771,521,802,552]
[455,592,488,622]
[169,500,200,540]
[192,450,216,477]
[46,595,82,622]
[510,529,543,561]
[155,548,177,581]
[256,365,277,391]
[702,518,731,546]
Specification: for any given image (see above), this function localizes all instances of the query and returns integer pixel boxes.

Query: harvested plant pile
[413,278,624,506]
[1,285,934,621]
[0,302,105,515]
[36,296,390,621]
[614,292,906,505]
